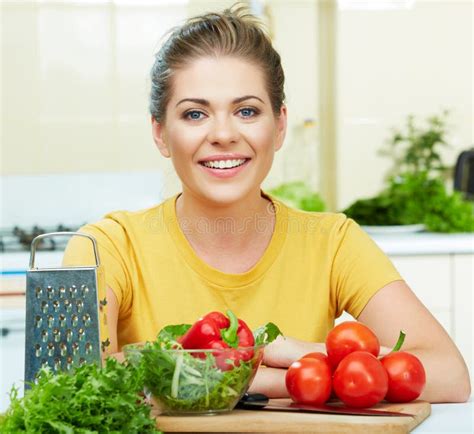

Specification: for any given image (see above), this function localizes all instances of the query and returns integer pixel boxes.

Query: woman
[64,4,470,402]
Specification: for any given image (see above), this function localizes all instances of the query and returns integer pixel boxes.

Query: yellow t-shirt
[62,190,403,350]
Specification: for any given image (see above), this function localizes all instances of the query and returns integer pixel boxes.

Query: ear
[151,116,171,158]
[274,105,287,152]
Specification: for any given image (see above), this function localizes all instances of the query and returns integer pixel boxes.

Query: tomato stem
[391,330,406,352]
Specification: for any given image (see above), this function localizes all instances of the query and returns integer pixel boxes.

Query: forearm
[262,337,326,368]
[108,351,125,362]
[405,346,471,403]
[251,337,325,398]
[248,367,288,398]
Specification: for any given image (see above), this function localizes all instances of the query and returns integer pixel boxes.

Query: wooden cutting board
[153,399,431,434]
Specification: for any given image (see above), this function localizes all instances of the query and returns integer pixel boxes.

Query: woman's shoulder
[285,206,347,223]
[267,197,366,248]
[78,196,172,239]
[274,197,352,232]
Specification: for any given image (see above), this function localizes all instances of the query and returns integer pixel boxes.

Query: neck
[175,188,275,251]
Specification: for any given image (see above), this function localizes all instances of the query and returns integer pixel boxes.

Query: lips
[198,154,251,163]
[198,159,250,169]
[198,158,251,178]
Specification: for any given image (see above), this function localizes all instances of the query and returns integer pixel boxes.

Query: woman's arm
[105,286,122,359]
[248,337,326,397]
[357,279,471,403]
[255,281,471,402]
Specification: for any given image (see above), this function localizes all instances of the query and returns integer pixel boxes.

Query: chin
[200,185,253,205]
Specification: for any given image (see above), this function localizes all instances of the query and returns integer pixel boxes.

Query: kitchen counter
[369,232,474,255]
[414,398,472,433]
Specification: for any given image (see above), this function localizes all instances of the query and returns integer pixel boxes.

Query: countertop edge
[369,232,474,256]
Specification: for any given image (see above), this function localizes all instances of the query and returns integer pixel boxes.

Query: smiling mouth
[198,158,251,170]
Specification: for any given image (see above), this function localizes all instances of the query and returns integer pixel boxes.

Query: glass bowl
[123,343,265,415]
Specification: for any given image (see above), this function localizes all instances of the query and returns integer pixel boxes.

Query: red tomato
[381,351,426,402]
[333,351,388,408]
[326,321,380,369]
[285,354,332,405]
[301,352,330,363]
[301,352,337,399]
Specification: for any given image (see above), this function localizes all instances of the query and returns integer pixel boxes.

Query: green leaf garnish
[0,358,161,433]
[158,324,192,340]
[156,324,191,349]
[253,322,283,346]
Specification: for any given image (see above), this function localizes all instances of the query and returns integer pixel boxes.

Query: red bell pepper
[202,311,230,329]
[178,316,224,350]
[236,318,255,361]
[237,319,254,347]
[179,310,255,370]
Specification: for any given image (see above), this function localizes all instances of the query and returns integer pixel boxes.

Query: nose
[206,114,240,146]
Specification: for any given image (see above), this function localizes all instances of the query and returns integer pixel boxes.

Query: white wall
[262,0,320,192]
[335,0,473,210]
[1,1,186,178]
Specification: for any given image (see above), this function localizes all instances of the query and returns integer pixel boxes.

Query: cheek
[167,126,206,156]
[242,121,276,150]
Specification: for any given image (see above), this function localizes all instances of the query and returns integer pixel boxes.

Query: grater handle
[29,231,101,269]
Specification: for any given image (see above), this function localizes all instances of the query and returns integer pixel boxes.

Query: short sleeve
[330,216,403,319]
[62,220,132,318]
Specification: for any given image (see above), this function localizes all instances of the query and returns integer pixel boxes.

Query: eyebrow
[175,95,265,108]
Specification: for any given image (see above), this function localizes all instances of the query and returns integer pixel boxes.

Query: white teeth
[202,159,247,169]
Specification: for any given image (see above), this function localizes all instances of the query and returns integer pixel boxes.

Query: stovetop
[0,224,83,253]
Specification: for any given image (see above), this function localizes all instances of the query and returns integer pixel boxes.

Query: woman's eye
[184,110,205,120]
[183,108,258,120]
[239,107,257,118]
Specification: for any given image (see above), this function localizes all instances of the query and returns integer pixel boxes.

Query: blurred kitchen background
[1,0,473,411]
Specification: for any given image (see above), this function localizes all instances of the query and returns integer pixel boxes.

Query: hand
[107,351,125,363]
[263,335,326,368]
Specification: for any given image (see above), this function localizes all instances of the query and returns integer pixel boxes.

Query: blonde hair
[149,3,285,122]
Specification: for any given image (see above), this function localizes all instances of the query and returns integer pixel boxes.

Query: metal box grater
[24,232,110,387]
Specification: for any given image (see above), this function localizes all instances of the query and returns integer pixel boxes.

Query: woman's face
[152,56,287,207]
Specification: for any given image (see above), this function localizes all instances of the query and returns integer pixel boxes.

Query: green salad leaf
[0,358,161,433]
[253,322,284,346]
[155,324,191,349]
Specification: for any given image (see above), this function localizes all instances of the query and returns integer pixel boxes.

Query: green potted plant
[342,111,474,233]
